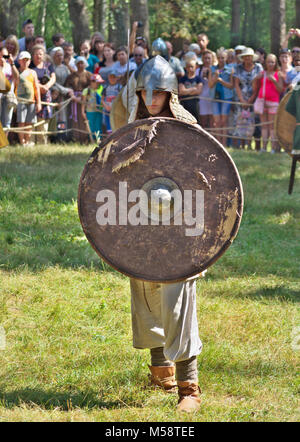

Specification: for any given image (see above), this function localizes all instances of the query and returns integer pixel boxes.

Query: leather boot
[177,381,201,412]
[148,365,177,393]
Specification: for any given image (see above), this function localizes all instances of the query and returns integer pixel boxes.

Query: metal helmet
[136,55,178,106]
[151,38,168,59]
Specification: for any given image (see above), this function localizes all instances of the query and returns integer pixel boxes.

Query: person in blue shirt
[208,48,234,146]
[78,40,100,74]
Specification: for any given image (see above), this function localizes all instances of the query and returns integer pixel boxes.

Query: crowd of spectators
[1,18,300,151]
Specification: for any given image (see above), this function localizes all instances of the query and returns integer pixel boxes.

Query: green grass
[0,144,299,422]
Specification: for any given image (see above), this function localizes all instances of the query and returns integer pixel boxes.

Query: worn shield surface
[274,90,295,155]
[78,118,243,282]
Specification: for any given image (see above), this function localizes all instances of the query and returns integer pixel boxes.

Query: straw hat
[238,47,259,62]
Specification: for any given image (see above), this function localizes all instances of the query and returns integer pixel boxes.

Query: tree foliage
[0,0,298,52]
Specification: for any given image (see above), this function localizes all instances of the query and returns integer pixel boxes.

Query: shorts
[263,100,279,115]
[17,102,37,124]
[212,100,232,116]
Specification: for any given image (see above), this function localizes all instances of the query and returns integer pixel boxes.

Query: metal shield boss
[78,118,243,282]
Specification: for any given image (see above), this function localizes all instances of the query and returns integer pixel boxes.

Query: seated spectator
[166,41,185,78]
[16,51,41,146]
[179,59,202,122]
[30,44,56,144]
[82,73,104,140]
[0,46,19,129]
[78,40,99,73]
[208,48,234,146]
[65,56,92,143]
[18,19,35,52]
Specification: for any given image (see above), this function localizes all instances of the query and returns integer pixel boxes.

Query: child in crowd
[16,51,41,146]
[102,68,122,133]
[178,59,202,122]
[82,73,104,140]
[254,53,284,153]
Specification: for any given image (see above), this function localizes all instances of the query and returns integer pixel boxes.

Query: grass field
[0,143,299,422]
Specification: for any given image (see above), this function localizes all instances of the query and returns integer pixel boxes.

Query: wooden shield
[274,90,295,156]
[78,118,243,282]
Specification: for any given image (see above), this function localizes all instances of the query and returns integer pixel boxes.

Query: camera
[137,21,143,28]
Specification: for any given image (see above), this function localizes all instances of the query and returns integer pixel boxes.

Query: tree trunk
[270,0,286,56]
[130,0,149,45]
[67,0,91,52]
[295,0,300,46]
[231,0,241,47]
[93,0,108,37]
[108,0,129,48]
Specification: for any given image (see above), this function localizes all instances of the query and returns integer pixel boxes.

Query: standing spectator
[179,59,202,122]
[97,43,116,69]
[284,54,300,89]
[255,48,267,67]
[16,51,41,146]
[278,48,293,96]
[234,47,263,149]
[112,46,136,77]
[102,67,122,134]
[34,36,46,48]
[62,42,77,73]
[18,19,35,53]
[198,50,214,128]
[227,49,236,67]
[197,33,210,63]
[82,73,104,140]
[4,35,19,62]
[131,46,145,69]
[65,56,92,143]
[50,47,73,141]
[281,28,300,66]
[165,41,184,78]
[30,44,56,144]
[50,33,65,50]
[91,37,105,64]
[79,40,99,73]
[208,48,234,146]
[175,40,190,62]
[253,54,283,153]
[188,43,202,66]
[0,47,19,129]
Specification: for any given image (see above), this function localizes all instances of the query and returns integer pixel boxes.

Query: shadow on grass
[0,388,131,411]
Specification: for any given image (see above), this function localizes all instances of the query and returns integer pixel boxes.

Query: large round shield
[78,118,243,282]
[274,90,295,156]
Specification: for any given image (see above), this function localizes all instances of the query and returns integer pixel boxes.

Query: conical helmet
[136,55,178,105]
[151,38,168,58]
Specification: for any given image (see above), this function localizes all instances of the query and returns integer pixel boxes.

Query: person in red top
[254,53,284,153]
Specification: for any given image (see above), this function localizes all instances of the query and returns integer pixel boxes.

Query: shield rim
[78,117,244,283]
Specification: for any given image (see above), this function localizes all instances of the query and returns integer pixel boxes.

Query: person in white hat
[16,51,41,146]
[233,47,263,149]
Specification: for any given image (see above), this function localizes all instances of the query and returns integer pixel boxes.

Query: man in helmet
[128,55,203,413]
